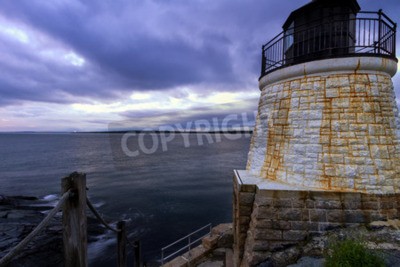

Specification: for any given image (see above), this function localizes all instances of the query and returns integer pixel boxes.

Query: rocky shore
[258,223,400,267]
[0,195,107,267]
[3,194,400,267]
[164,222,400,267]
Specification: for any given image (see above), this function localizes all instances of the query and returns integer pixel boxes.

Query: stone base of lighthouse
[233,170,400,266]
[234,57,400,266]
[247,57,400,193]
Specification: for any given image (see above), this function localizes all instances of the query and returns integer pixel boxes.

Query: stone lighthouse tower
[233,0,399,266]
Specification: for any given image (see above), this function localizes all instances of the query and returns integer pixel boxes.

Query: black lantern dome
[283,0,360,64]
[260,0,397,76]
[283,0,361,30]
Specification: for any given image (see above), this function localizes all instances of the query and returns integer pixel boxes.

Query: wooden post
[117,221,127,267]
[134,240,142,267]
[61,172,87,267]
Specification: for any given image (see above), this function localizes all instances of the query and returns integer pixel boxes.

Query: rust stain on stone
[251,70,400,194]
[381,58,388,70]
[320,77,333,190]
[355,59,361,73]
[262,85,292,180]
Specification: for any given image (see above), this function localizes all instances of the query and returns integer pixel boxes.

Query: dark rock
[15,205,55,211]
[0,195,108,267]
[0,195,13,205]
[271,246,301,267]
[257,259,273,267]
[9,196,39,201]
[287,257,325,267]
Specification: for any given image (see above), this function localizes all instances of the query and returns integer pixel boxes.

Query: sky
[0,0,399,132]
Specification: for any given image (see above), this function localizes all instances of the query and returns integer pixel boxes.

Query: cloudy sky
[0,0,399,132]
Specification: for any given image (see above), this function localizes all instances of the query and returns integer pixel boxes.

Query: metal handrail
[160,223,212,266]
[260,10,397,77]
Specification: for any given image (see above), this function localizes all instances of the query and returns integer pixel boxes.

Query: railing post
[378,9,382,54]
[117,221,127,267]
[393,23,397,57]
[134,240,142,267]
[61,172,87,267]
[261,46,266,77]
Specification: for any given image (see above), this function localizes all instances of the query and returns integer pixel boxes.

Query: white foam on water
[88,230,116,261]
[93,201,106,208]
[43,194,58,201]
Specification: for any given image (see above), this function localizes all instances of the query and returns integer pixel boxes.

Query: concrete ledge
[235,170,331,192]
[259,56,398,89]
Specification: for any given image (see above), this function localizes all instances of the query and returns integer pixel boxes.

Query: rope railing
[86,196,142,266]
[0,189,71,267]
[0,172,143,267]
[86,197,121,233]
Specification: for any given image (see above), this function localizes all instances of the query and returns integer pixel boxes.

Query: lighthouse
[233,0,399,266]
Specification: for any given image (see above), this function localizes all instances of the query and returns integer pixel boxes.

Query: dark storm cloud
[0,0,398,107]
[0,0,307,106]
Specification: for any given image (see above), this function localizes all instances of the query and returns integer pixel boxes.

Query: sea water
[0,132,251,265]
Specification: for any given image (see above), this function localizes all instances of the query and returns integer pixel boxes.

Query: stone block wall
[233,176,256,267]
[235,187,400,266]
[247,70,400,193]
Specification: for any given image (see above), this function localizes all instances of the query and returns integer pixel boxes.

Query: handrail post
[61,172,88,267]
[393,23,397,57]
[261,46,266,76]
[134,240,142,267]
[378,9,382,54]
[117,221,127,267]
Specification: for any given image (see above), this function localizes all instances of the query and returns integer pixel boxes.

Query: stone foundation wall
[246,58,400,194]
[233,181,400,266]
[233,175,256,266]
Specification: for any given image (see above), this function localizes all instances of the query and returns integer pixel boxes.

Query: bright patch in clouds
[64,52,85,66]
[130,93,151,100]
[70,89,259,118]
[0,25,29,43]
[187,91,259,106]
[0,16,87,68]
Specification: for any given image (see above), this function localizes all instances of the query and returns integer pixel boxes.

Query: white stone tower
[233,1,399,266]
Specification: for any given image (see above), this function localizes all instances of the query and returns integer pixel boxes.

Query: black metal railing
[261,10,397,77]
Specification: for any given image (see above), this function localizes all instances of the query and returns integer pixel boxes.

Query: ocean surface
[0,132,251,265]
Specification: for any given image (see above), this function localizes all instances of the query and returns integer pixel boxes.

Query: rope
[0,190,71,267]
[86,197,120,233]
[125,235,137,249]
[86,196,140,261]
[86,197,138,249]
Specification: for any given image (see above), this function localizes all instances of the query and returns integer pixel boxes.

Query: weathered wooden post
[134,240,142,267]
[61,172,87,267]
[117,220,127,267]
